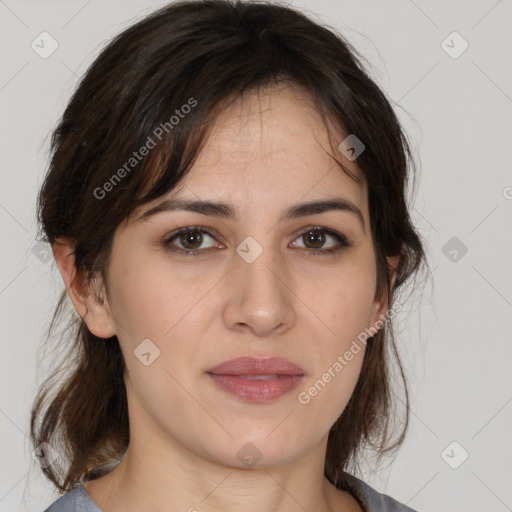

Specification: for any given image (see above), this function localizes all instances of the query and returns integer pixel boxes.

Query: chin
[198,431,311,471]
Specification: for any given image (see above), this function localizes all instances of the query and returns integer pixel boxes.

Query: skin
[53,83,398,512]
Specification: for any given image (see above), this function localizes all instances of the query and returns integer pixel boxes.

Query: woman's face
[93,86,392,469]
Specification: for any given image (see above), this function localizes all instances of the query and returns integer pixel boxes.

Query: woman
[32,1,427,510]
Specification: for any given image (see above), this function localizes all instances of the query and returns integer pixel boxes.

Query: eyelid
[289,225,350,254]
[162,224,350,256]
[163,225,224,246]
[289,224,348,242]
[162,226,221,258]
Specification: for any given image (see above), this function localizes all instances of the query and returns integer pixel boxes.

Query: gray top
[43,475,417,511]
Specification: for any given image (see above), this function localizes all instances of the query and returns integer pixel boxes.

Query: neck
[84,433,359,512]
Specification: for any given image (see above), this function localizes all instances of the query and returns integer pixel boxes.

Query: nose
[222,243,296,338]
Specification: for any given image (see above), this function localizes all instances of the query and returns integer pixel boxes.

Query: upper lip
[206,356,305,376]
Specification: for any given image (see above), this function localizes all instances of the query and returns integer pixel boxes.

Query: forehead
[173,85,366,211]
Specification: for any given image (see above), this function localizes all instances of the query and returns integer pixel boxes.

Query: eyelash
[162,225,350,258]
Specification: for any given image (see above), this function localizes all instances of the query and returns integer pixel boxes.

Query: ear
[368,254,400,333]
[52,237,117,339]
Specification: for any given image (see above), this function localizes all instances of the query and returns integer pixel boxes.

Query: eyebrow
[136,197,366,232]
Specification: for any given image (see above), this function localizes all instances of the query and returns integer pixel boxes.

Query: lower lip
[206,374,304,403]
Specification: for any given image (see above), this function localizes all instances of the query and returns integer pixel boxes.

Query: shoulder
[343,473,418,512]
[43,485,102,512]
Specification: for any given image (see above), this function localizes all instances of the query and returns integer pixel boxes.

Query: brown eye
[291,227,350,256]
[179,230,204,250]
[163,227,220,257]
[302,229,326,249]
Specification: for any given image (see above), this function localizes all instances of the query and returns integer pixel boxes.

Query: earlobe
[52,237,117,339]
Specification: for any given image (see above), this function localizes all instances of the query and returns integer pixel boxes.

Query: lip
[206,356,305,403]
[207,356,305,376]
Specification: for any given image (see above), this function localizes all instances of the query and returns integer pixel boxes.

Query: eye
[290,227,350,256]
[162,225,350,258]
[163,226,222,257]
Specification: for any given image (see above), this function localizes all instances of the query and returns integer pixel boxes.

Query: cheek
[306,261,377,343]
[123,355,207,454]
[296,293,370,432]
[109,261,220,403]
[109,275,169,342]
[294,338,365,447]
[107,255,214,343]
[296,262,375,409]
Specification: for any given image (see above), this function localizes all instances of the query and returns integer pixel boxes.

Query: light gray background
[1,0,511,511]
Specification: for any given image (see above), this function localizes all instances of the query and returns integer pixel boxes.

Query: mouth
[236,374,280,380]
[206,356,305,376]
[205,356,305,403]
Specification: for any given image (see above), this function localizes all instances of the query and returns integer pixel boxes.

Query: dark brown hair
[31,0,426,494]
